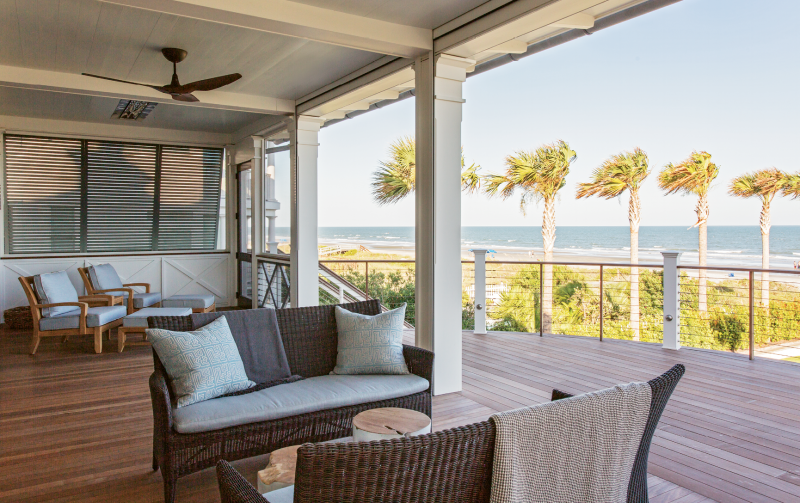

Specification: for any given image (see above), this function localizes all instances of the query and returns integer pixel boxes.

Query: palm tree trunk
[542,197,556,334]
[696,195,709,313]
[760,200,770,311]
[629,190,640,341]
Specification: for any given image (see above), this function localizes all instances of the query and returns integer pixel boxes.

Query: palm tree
[485,140,576,333]
[658,151,720,313]
[729,168,787,308]
[371,137,481,204]
[576,148,650,340]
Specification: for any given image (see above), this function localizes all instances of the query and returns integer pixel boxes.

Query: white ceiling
[0,86,268,133]
[0,0,385,101]
[290,0,489,30]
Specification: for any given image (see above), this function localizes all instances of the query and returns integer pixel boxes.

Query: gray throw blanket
[489,382,652,503]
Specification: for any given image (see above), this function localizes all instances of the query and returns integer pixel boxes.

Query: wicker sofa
[147,300,433,503]
[216,364,686,503]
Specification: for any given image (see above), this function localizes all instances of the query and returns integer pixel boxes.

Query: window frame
[3,133,228,256]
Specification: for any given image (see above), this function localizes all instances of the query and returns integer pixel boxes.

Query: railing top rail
[320,259,416,263]
[483,260,664,268]
[256,253,291,264]
[677,264,800,275]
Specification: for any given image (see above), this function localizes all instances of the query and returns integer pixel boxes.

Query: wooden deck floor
[1,327,798,503]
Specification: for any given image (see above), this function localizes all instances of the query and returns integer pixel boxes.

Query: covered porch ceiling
[0,0,667,140]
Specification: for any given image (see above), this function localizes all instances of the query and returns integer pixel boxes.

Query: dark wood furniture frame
[147,300,433,503]
[216,364,686,503]
[18,275,123,354]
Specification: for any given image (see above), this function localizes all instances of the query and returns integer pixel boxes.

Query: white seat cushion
[264,485,294,503]
[122,307,192,328]
[162,294,215,309]
[172,374,430,434]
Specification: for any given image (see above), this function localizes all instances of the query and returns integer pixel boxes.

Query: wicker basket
[5,306,33,330]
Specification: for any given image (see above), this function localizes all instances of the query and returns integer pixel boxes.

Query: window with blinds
[4,134,223,254]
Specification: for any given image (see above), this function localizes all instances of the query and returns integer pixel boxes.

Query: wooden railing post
[599,265,604,341]
[472,249,487,335]
[661,251,682,350]
[365,261,369,299]
[749,270,755,360]
[539,262,544,337]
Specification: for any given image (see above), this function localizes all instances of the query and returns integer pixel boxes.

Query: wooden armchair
[79,266,158,315]
[19,275,127,354]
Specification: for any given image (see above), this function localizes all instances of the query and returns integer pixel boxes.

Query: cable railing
[266,252,800,363]
[677,264,800,360]
[473,259,664,343]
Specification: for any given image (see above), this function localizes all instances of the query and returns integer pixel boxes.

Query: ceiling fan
[82,48,242,103]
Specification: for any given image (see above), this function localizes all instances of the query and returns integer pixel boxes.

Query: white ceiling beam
[484,40,528,54]
[552,13,595,29]
[0,65,294,115]
[98,0,432,58]
[442,0,606,59]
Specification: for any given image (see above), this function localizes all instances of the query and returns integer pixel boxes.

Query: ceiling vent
[112,100,157,120]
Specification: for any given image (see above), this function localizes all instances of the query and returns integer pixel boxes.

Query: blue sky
[284,0,800,228]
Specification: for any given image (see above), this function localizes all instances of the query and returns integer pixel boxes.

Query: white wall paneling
[0,253,231,322]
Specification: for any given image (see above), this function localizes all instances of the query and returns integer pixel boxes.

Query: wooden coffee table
[258,445,300,493]
[352,407,431,442]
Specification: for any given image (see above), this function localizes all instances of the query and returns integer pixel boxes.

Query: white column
[415,53,475,395]
[265,142,280,254]
[290,116,324,307]
[662,251,682,350]
[472,249,487,335]
[250,136,265,309]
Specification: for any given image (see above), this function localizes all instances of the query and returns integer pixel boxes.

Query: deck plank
[4,327,798,502]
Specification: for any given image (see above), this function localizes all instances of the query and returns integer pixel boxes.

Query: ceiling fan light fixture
[112,99,157,120]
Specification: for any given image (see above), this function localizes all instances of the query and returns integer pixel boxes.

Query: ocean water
[275,226,800,268]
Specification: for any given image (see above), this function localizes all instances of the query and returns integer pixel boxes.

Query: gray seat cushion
[123,307,192,328]
[173,374,430,434]
[88,263,124,291]
[33,270,80,318]
[162,294,215,309]
[192,309,291,385]
[132,291,161,308]
[39,305,127,331]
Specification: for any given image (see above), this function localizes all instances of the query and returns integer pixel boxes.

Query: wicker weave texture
[147,301,433,503]
[294,421,495,503]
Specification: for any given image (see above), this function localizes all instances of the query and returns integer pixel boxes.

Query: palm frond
[576,147,649,200]
[781,172,800,199]
[371,136,415,205]
[729,168,786,202]
[658,151,719,196]
[487,140,575,212]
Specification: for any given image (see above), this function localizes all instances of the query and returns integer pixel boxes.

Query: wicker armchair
[147,300,433,503]
[216,364,685,503]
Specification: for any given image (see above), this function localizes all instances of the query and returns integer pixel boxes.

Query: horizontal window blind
[86,141,157,252]
[5,135,83,253]
[158,146,223,251]
[4,134,223,254]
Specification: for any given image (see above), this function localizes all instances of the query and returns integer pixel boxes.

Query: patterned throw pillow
[332,304,409,375]
[147,316,255,407]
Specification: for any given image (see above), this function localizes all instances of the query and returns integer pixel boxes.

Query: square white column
[250,136,265,308]
[415,53,475,395]
[289,116,325,307]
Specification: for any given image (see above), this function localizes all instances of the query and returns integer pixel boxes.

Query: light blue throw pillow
[147,316,255,407]
[333,304,409,375]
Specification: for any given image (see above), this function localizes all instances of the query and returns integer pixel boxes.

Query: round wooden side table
[352,407,431,442]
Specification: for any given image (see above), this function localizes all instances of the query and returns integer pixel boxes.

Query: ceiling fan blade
[171,93,200,102]
[179,73,242,93]
[81,73,167,93]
